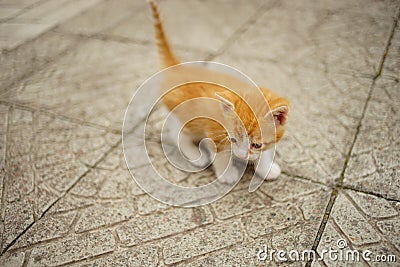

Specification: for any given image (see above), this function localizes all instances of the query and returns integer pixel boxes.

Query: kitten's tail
[148,0,179,69]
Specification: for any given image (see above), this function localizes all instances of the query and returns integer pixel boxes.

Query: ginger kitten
[148,1,289,184]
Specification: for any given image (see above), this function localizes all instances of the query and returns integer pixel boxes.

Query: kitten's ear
[215,92,234,113]
[266,106,289,125]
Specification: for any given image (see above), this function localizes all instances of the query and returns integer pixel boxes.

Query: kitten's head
[215,90,289,161]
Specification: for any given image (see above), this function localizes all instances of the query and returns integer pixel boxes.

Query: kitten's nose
[237,152,249,160]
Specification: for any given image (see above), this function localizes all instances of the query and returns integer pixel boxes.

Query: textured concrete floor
[0,0,400,266]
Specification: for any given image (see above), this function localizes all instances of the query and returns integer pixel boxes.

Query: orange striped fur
[149,0,289,158]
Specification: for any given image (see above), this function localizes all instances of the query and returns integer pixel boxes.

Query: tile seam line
[281,171,333,188]
[283,171,400,203]
[0,37,72,95]
[0,0,49,24]
[0,0,107,54]
[0,0,110,100]
[59,31,211,55]
[328,219,371,266]
[0,100,121,135]
[342,191,400,254]
[6,198,307,259]
[342,185,400,203]
[6,213,234,260]
[51,27,380,81]
[55,0,153,38]
[205,0,279,61]
[305,7,400,266]
[0,137,122,256]
[1,0,398,260]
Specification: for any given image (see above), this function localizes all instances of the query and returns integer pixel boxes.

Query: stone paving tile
[344,78,400,200]
[318,222,399,267]
[128,128,193,186]
[70,145,142,200]
[116,207,213,246]
[244,181,330,239]
[345,153,377,179]
[5,108,38,203]
[0,105,6,235]
[59,0,146,35]
[178,237,272,267]
[78,245,159,267]
[28,230,115,266]
[177,243,260,267]
[1,106,118,251]
[347,190,398,219]
[296,190,332,223]
[222,0,396,76]
[69,168,105,198]
[75,200,134,233]
[0,7,20,20]
[11,211,77,250]
[71,168,134,200]
[0,22,48,51]
[1,198,34,253]
[136,194,169,215]
[331,193,381,246]
[8,38,207,130]
[243,203,303,239]
[0,0,100,50]
[50,194,96,214]
[281,0,399,16]
[1,1,399,266]
[317,190,400,266]
[7,38,154,129]
[0,251,25,267]
[376,219,400,251]
[96,151,145,197]
[0,30,78,94]
[97,171,134,199]
[144,153,189,185]
[317,221,363,266]
[162,220,243,265]
[259,174,326,202]
[213,56,372,185]
[114,159,329,264]
[381,19,400,80]
[271,223,320,263]
[177,222,321,266]
[0,0,41,11]
[0,104,7,166]
[0,171,3,240]
[10,0,99,24]
[211,189,265,220]
[34,116,118,190]
[106,0,265,53]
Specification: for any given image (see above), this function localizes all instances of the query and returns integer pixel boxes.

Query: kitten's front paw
[266,163,281,180]
[217,166,241,184]
[255,162,281,180]
[190,155,211,168]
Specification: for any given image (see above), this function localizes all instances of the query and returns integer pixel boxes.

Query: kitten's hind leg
[161,111,210,168]
[214,151,240,184]
[179,133,211,168]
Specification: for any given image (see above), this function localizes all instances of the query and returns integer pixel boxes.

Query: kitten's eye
[251,143,262,149]
[230,137,237,143]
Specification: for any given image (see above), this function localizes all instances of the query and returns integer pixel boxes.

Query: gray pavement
[0,0,399,266]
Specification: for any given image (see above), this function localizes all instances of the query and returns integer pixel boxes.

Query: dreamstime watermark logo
[256,239,397,263]
[122,62,276,207]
